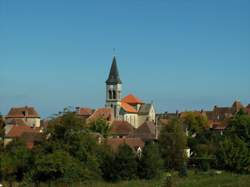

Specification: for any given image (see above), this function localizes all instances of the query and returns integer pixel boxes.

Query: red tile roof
[120,102,137,113]
[77,108,94,116]
[87,108,113,122]
[121,94,144,105]
[6,125,40,138]
[6,106,40,118]
[180,111,206,118]
[111,120,134,136]
[134,121,157,141]
[106,137,144,152]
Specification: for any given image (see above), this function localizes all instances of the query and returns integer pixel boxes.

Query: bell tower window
[109,90,112,99]
[113,90,116,99]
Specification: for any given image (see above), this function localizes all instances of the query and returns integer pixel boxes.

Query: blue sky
[0,0,250,118]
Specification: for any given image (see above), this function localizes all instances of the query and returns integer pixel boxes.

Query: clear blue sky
[0,0,250,118]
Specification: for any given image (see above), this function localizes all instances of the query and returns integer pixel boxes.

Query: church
[105,56,156,129]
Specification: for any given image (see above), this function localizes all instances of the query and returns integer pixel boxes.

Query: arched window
[113,90,116,99]
[109,90,112,99]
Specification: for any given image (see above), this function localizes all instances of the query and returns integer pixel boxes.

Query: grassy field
[3,171,250,187]
[76,171,250,187]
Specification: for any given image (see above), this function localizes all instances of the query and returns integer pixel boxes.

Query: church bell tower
[106,56,122,119]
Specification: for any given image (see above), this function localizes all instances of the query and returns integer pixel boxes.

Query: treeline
[0,109,250,186]
[184,109,250,173]
[0,112,163,186]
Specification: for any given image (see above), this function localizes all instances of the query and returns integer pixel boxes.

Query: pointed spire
[106,56,122,85]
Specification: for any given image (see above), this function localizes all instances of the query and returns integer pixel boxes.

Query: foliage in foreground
[1,109,250,186]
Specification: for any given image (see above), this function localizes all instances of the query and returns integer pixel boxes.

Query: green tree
[182,112,208,137]
[89,119,111,138]
[216,136,250,173]
[226,111,250,146]
[99,146,117,182]
[115,144,138,181]
[35,111,101,182]
[1,140,32,186]
[30,150,86,184]
[138,142,164,179]
[159,118,187,171]
[0,114,5,152]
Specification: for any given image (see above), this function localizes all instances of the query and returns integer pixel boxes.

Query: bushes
[216,136,250,173]
[102,142,164,182]
[138,142,164,179]
[159,118,187,171]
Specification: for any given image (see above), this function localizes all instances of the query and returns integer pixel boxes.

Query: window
[109,90,112,99]
[113,90,116,99]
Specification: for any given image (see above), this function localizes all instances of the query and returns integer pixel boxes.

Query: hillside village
[1,57,250,152]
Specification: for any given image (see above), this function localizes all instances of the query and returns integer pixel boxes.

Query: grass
[79,171,250,187]
[3,171,250,187]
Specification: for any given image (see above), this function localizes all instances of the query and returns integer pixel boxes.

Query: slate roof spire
[106,56,122,85]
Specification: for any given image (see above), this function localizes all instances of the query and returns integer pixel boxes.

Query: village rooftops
[5,125,41,138]
[111,120,135,137]
[121,94,144,105]
[106,137,144,152]
[87,108,113,123]
[76,107,94,117]
[6,106,40,118]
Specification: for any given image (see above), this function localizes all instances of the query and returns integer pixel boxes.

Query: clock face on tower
[110,85,114,89]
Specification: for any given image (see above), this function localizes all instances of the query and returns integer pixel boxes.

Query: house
[133,121,158,141]
[106,137,145,155]
[4,125,42,148]
[205,100,248,132]
[111,120,135,138]
[105,56,156,129]
[75,107,94,120]
[5,106,41,127]
[87,108,114,124]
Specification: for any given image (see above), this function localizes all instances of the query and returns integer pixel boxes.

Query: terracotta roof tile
[120,102,137,113]
[77,108,94,116]
[106,137,144,152]
[121,94,144,105]
[180,111,206,118]
[6,106,40,118]
[111,120,134,136]
[6,125,40,138]
[87,108,113,122]
[134,121,156,141]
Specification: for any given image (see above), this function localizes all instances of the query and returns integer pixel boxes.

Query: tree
[138,142,163,179]
[216,136,250,173]
[30,150,86,184]
[89,119,111,138]
[114,144,138,181]
[0,114,5,152]
[226,111,250,146]
[98,146,117,182]
[1,140,32,186]
[159,118,187,171]
[32,111,102,182]
[182,112,208,137]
